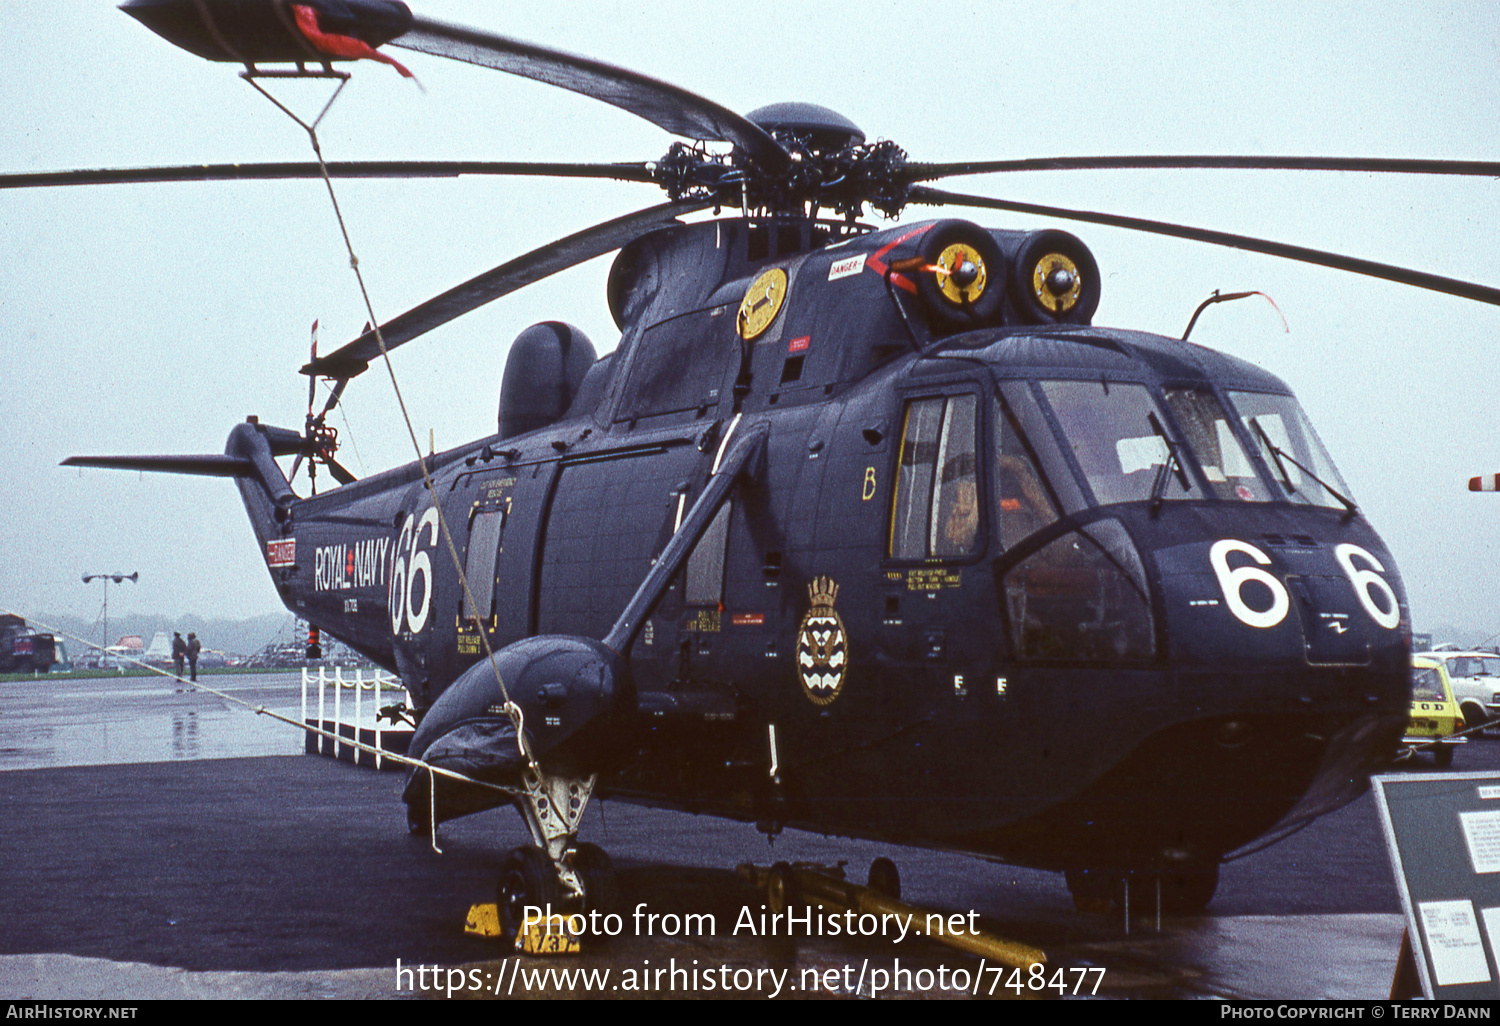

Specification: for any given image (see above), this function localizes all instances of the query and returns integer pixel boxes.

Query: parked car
[1401,655,1466,767]
[1415,650,1500,734]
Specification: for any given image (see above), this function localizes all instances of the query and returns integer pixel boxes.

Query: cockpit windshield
[1040,380,1201,506]
[1227,391,1355,510]
[1161,387,1268,502]
[989,376,1356,518]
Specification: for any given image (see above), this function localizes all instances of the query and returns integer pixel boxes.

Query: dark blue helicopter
[20,0,1500,934]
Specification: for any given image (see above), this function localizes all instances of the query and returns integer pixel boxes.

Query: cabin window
[685,502,731,606]
[616,308,733,422]
[1228,391,1355,510]
[889,394,980,560]
[462,503,508,624]
[1000,519,1155,661]
[1040,380,1202,506]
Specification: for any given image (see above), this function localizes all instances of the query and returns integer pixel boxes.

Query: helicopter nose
[1157,528,1407,685]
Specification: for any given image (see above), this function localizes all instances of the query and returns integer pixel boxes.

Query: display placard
[1374,770,1500,998]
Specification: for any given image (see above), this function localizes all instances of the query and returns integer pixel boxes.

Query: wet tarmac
[0,671,1476,999]
[0,672,306,770]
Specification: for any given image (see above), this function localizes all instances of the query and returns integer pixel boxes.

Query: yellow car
[1401,656,1466,767]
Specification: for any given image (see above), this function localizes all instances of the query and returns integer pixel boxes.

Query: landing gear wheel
[868,857,901,899]
[766,861,797,915]
[1153,864,1220,915]
[498,845,561,942]
[1435,744,1456,768]
[571,842,621,923]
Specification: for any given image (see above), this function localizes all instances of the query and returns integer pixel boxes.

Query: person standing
[187,632,201,682]
[172,632,187,678]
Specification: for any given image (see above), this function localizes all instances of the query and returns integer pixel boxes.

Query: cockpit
[893,333,1362,664]
[1012,377,1355,514]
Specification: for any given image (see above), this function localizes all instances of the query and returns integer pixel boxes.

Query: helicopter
[13,0,1500,935]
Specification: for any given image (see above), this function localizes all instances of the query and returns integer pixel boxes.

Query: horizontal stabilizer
[61,454,255,477]
[1470,474,1500,492]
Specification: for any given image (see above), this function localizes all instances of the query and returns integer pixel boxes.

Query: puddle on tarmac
[0,672,383,770]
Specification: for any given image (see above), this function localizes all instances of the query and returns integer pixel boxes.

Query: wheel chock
[464,903,583,953]
[465,903,503,938]
[517,913,582,955]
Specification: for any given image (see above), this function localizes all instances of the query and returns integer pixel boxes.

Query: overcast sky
[1,1,1497,641]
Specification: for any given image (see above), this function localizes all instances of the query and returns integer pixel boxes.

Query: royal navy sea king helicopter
[24,0,1500,932]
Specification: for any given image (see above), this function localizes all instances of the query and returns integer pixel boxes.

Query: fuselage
[247,217,1410,874]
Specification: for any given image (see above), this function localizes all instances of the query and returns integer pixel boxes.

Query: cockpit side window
[1040,379,1202,506]
[994,394,1061,551]
[890,394,980,560]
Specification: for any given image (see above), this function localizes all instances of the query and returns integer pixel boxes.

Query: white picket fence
[300,666,413,769]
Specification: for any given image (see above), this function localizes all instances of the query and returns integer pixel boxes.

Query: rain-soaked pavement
[0,670,1476,1000]
[0,672,307,770]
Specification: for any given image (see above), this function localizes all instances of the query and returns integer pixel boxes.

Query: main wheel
[497,845,561,942]
[571,842,621,920]
[1435,744,1456,768]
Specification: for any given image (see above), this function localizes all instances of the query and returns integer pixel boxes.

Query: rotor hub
[746,102,866,151]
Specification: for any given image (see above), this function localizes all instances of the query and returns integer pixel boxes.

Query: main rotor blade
[0,160,655,190]
[394,17,791,174]
[61,455,254,477]
[304,198,711,379]
[903,155,1500,182]
[909,186,1500,308]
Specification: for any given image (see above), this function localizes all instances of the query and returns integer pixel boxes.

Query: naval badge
[737,267,788,340]
[797,576,847,705]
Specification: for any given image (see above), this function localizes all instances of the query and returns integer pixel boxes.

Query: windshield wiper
[1250,417,1358,518]
[1147,412,1190,513]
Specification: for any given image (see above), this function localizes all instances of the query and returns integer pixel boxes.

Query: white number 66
[1333,543,1400,630]
[1210,539,1290,629]
[1210,538,1400,631]
[389,506,440,635]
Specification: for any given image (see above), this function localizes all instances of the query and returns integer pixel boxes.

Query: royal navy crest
[797,576,847,705]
